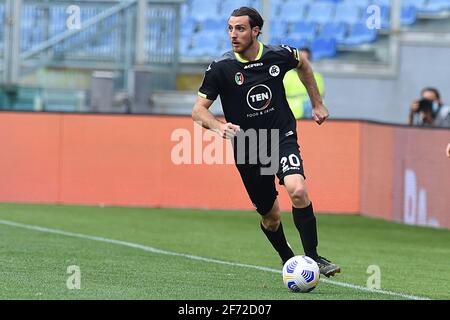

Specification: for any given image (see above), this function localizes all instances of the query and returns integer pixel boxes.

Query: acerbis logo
[244,62,263,69]
[246,84,272,111]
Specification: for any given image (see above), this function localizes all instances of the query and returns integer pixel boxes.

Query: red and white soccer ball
[282,255,320,293]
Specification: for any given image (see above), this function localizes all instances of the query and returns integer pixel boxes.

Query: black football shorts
[236,136,305,215]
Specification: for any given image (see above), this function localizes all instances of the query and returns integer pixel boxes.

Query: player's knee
[261,203,281,231]
[261,215,281,232]
[289,185,309,207]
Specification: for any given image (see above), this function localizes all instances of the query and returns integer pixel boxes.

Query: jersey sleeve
[279,44,301,70]
[198,61,220,101]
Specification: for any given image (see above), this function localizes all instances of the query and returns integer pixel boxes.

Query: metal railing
[0,2,4,60]
[1,0,184,91]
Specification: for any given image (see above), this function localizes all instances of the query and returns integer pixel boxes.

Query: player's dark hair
[230,7,264,35]
[421,87,441,101]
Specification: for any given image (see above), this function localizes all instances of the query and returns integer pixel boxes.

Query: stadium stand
[178,0,450,61]
[1,0,449,64]
[311,37,338,59]
[2,0,450,113]
[8,0,448,64]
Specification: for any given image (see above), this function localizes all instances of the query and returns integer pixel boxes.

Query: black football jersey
[198,42,301,137]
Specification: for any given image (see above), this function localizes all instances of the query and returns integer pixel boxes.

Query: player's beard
[234,36,254,55]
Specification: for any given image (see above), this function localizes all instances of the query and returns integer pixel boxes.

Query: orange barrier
[1,112,449,229]
[391,126,450,229]
[0,112,61,203]
[359,123,395,220]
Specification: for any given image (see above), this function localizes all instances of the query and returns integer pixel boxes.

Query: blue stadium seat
[277,36,309,50]
[339,22,377,46]
[380,5,391,29]
[372,0,390,6]
[343,0,370,10]
[247,0,262,11]
[181,17,197,36]
[269,36,282,46]
[305,2,335,24]
[419,0,450,14]
[190,0,220,21]
[289,22,317,41]
[403,0,427,10]
[270,21,289,38]
[219,0,251,18]
[402,6,418,26]
[311,38,337,60]
[269,0,284,19]
[334,3,362,25]
[199,18,227,34]
[187,32,222,58]
[215,33,230,54]
[319,22,347,43]
[278,2,308,23]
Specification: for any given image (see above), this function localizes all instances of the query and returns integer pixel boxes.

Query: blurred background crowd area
[1,0,450,125]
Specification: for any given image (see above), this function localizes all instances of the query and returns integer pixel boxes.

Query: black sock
[260,222,294,264]
[292,202,319,261]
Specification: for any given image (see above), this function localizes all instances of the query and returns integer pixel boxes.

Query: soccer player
[191,7,340,277]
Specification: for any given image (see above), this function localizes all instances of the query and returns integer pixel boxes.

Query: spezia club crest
[269,65,280,77]
[235,72,244,85]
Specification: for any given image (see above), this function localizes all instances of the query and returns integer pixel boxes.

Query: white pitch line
[0,219,430,300]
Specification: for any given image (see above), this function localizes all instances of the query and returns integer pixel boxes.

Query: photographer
[408,87,450,128]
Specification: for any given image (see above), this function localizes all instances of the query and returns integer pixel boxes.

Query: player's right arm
[192,96,240,139]
[193,61,240,139]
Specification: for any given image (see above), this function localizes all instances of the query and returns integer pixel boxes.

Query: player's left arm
[296,59,329,125]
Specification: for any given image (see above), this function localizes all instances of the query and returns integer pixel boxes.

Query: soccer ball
[282,255,320,293]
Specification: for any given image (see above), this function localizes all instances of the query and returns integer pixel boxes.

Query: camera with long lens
[416,98,434,113]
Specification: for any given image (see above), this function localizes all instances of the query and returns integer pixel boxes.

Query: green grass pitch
[0,203,449,300]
